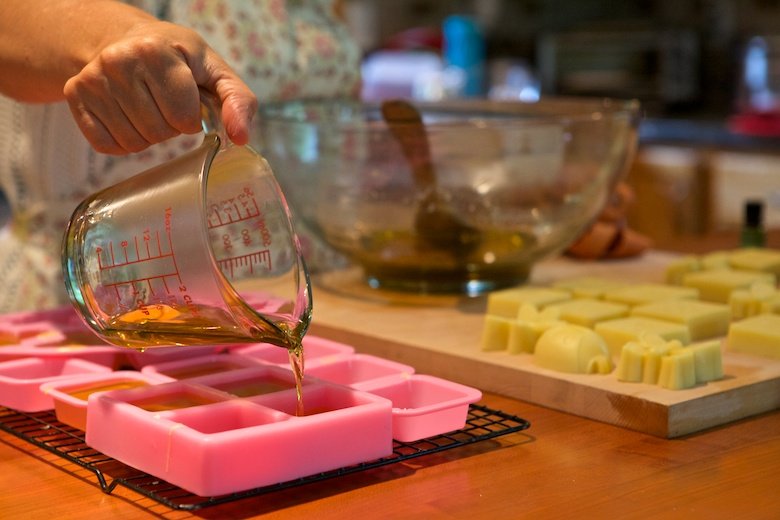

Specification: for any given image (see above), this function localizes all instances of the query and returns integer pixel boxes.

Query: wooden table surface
[2,236,780,519]
[2,391,779,519]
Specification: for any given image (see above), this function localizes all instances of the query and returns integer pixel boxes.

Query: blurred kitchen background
[341,0,780,252]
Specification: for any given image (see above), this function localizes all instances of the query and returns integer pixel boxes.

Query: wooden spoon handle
[381,100,437,190]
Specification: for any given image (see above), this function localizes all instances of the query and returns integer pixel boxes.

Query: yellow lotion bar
[533,324,613,374]
[507,305,562,354]
[688,340,724,383]
[480,315,513,352]
[551,277,628,299]
[729,282,780,320]
[630,300,730,341]
[665,255,702,285]
[603,283,699,307]
[594,317,691,358]
[486,287,571,318]
[682,269,775,303]
[727,314,780,359]
[545,298,629,328]
[616,338,723,388]
[728,248,780,276]
[657,348,696,390]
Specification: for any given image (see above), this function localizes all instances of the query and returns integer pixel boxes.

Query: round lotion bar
[534,324,613,374]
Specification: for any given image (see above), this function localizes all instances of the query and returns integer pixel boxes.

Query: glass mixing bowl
[255,97,640,295]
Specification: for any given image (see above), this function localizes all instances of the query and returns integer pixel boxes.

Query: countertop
[2,239,780,519]
[640,117,780,153]
[2,391,779,519]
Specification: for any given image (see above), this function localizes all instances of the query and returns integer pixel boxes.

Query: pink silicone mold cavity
[0,343,123,367]
[121,344,226,369]
[190,364,303,398]
[0,308,123,366]
[40,370,168,431]
[86,381,393,496]
[231,336,355,367]
[304,354,415,386]
[356,374,482,442]
[0,357,112,412]
[140,353,263,381]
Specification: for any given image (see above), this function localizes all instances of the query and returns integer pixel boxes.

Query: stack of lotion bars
[481,247,780,390]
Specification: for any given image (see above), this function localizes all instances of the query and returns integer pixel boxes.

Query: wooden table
[2,242,780,518]
[2,392,779,519]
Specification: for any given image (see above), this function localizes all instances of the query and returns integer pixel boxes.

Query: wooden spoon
[381,100,481,253]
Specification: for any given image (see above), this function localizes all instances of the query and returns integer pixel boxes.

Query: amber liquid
[213,378,293,398]
[131,393,221,412]
[288,341,305,416]
[162,361,246,380]
[66,380,149,401]
[105,300,308,416]
[347,229,538,291]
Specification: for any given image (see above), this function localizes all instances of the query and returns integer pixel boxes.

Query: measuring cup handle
[199,89,228,148]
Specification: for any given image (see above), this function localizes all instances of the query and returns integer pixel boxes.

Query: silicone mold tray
[0,304,483,497]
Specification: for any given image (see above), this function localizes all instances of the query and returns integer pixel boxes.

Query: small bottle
[741,199,766,247]
[442,15,485,98]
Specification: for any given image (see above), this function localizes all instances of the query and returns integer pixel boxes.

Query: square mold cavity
[86,381,393,496]
[40,371,168,431]
[0,343,123,367]
[121,344,226,369]
[356,374,483,442]
[231,335,355,367]
[22,324,106,347]
[0,357,112,412]
[192,364,302,398]
[304,353,415,386]
[140,353,262,381]
[112,381,231,412]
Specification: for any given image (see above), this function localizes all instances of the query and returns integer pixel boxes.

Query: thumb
[217,81,257,146]
[195,52,257,146]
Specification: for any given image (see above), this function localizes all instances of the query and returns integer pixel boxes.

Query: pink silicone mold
[0,357,112,412]
[86,380,393,496]
[40,370,169,431]
[0,300,485,497]
[356,374,483,442]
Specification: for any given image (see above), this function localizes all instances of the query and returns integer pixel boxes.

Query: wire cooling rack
[0,403,530,511]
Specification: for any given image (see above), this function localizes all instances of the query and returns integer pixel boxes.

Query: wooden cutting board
[307,251,780,438]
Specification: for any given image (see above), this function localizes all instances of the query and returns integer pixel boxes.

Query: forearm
[0,0,156,102]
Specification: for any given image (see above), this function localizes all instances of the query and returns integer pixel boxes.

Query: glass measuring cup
[62,100,312,351]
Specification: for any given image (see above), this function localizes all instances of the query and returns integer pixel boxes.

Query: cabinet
[625,144,780,250]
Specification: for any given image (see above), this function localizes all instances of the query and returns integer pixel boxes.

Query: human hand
[63,20,257,155]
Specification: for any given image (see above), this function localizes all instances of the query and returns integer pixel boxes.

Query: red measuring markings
[95,226,181,305]
[218,250,272,279]
[207,188,261,229]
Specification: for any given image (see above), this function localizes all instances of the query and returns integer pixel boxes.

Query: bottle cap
[744,200,764,228]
